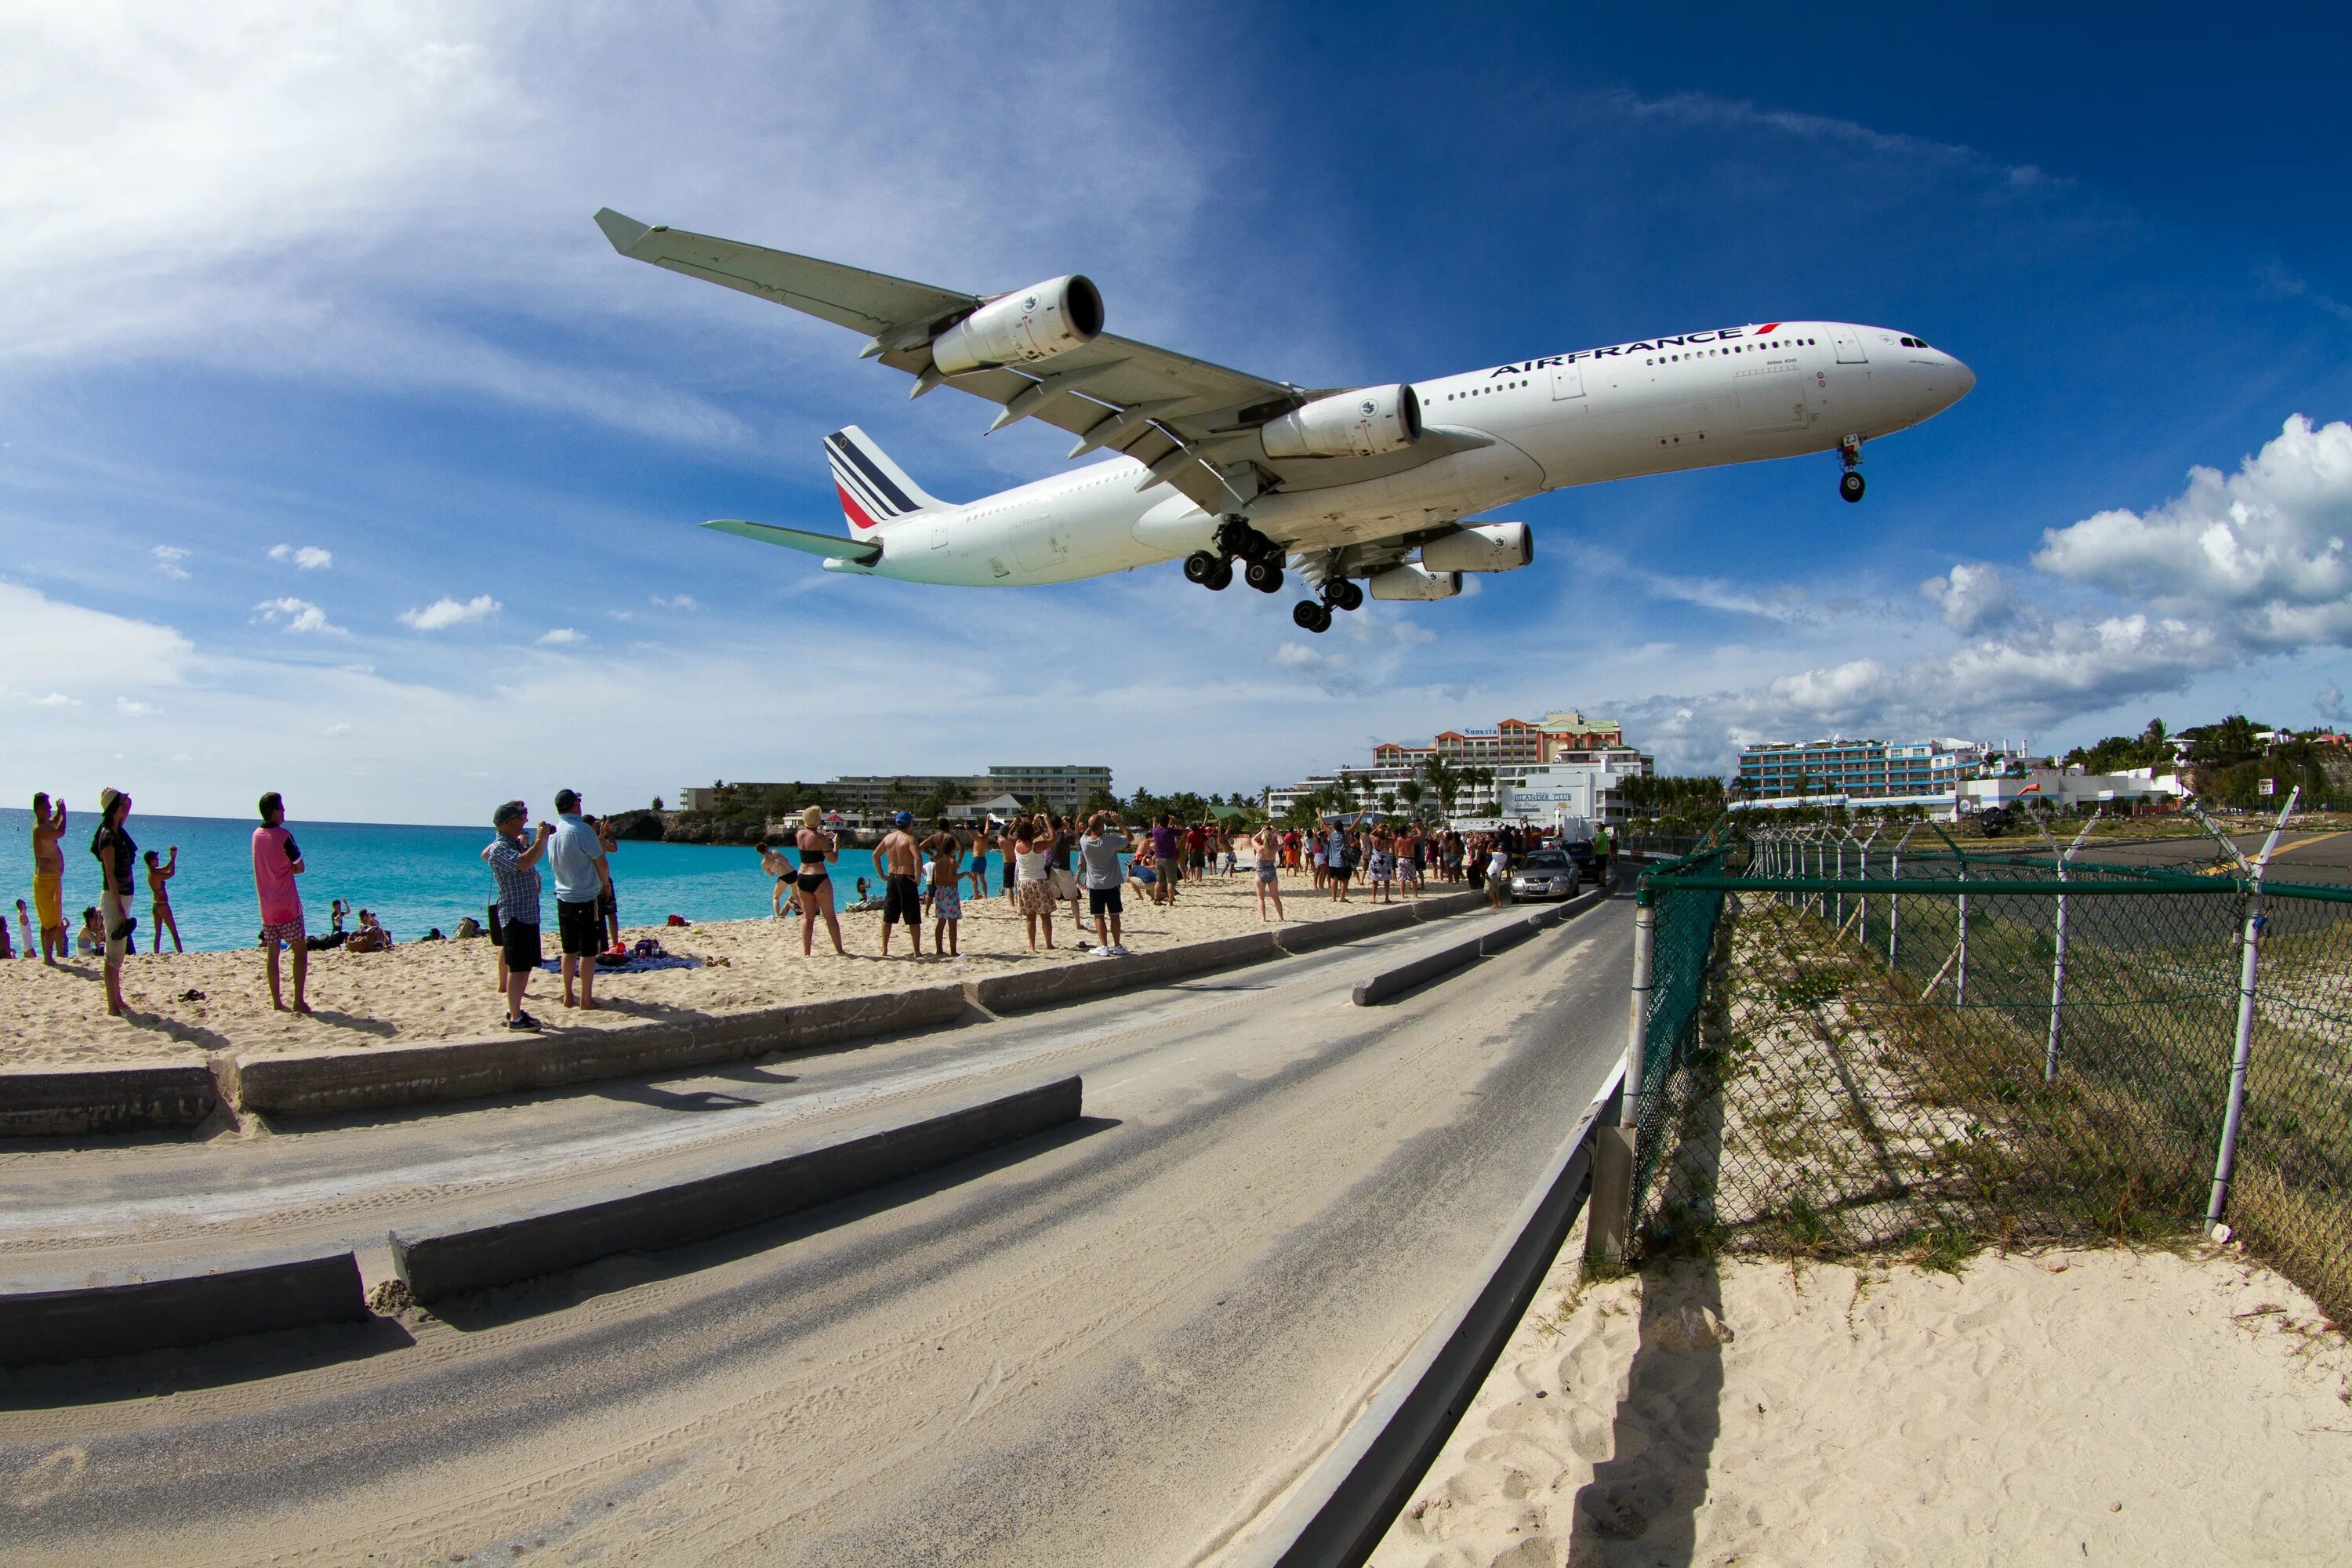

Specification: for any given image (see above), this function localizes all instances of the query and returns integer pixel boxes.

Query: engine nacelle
[1367,563,1461,601]
[1260,385,1423,459]
[930,275,1104,375]
[1421,521,1533,573]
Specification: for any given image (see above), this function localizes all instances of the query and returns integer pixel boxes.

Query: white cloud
[1918,562,2016,632]
[32,691,81,707]
[2033,416,2352,648]
[323,721,353,737]
[2319,682,2347,726]
[537,626,583,644]
[116,696,158,716]
[0,579,194,695]
[151,543,191,579]
[398,593,499,630]
[252,595,343,634]
[650,593,699,612]
[269,543,332,569]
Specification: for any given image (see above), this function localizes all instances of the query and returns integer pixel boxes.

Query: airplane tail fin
[825,426,946,532]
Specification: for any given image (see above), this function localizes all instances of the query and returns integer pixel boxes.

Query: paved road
[1,898,1633,1566]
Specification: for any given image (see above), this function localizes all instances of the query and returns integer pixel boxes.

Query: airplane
[594,209,1974,633]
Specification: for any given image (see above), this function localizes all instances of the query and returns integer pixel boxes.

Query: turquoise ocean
[0,809,1023,954]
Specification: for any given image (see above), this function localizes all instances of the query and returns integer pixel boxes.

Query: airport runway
[1,896,1632,1567]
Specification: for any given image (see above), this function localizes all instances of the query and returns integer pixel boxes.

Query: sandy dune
[1376,1236,2352,1567]
[2,871,1443,1069]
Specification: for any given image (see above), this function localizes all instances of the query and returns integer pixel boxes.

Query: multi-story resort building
[1733,737,2031,812]
[1267,710,1652,826]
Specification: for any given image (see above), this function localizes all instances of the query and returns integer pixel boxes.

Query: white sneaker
[1109,943,1131,956]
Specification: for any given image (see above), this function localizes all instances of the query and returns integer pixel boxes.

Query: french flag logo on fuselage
[826,428,928,532]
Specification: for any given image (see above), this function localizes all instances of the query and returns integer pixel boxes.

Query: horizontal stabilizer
[702,518,882,565]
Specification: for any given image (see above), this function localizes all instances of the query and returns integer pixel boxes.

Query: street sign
[2258,778,2276,796]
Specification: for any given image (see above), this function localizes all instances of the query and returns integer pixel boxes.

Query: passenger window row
[1646,337,1814,367]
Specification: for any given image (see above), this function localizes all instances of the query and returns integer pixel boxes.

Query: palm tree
[1423,758,1461,818]
[1398,779,1425,820]
[1378,791,1397,818]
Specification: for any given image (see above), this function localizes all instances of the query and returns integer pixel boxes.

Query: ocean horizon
[0,808,1020,955]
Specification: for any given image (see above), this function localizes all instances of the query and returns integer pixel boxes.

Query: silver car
[1507,849,1580,902]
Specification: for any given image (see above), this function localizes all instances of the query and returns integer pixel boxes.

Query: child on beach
[14,898,29,959]
[924,823,963,956]
[143,846,182,953]
[78,906,102,956]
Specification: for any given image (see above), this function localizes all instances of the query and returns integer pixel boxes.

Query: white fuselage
[828,320,1973,586]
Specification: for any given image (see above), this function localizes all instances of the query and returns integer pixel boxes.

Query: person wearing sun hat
[89,786,138,1016]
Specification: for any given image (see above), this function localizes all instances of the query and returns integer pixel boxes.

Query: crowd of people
[21,782,1610,1029]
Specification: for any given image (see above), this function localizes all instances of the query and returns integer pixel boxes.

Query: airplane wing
[701,517,882,565]
[596,209,1432,519]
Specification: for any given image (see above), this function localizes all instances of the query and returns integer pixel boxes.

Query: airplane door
[1833,329,1868,364]
[1551,364,1586,401]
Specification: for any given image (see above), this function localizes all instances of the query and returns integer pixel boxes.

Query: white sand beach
[1376,1236,2352,1567]
[1,871,1436,1069]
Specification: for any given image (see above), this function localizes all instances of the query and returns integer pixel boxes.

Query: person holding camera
[488,800,554,1030]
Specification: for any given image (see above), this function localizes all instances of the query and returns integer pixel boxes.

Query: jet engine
[1367,563,1461,601]
[929,275,1104,374]
[1420,521,1532,573]
[1260,385,1423,459]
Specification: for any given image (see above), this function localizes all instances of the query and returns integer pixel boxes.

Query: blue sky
[4,3,2349,823]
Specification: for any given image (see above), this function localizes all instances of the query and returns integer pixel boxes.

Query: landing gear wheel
[1245,557,1284,593]
[1183,550,1222,586]
[1838,470,1866,503]
[1215,519,1279,564]
[1203,556,1233,590]
[1292,600,1334,633]
[1327,579,1365,612]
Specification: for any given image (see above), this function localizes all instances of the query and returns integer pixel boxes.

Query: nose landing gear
[1837,435,1866,503]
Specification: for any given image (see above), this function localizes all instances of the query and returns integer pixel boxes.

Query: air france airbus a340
[596,209,1973,633]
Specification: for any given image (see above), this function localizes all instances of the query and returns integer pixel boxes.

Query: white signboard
[2259,777,2277,797]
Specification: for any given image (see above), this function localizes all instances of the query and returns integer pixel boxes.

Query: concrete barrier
[967,932,1279,1014]
[1272,902,1422,955]
[224,984,971,1120]
[0,1062,219,1138]
[0,1249,366,1367]
[390,1075,1083,1303]
[1353,886,1609,1006]
[1407,890,1490,922]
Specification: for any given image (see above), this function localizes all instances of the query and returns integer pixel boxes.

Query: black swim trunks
[883,873,922,926]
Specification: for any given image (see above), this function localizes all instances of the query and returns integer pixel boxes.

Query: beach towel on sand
[536,953,700,975]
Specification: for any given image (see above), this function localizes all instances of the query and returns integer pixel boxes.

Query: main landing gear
[1290,554,1364,633]
[1837,434,1866,503]
[1186,518,1287,595]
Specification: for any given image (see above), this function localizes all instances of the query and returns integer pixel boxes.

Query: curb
[223,984,972,1119]
[1272,902,1421,954]
[390,1075,1083,1303]
[1352,885,1608,1007]
[0,1249,366,1367]
[967,931,1279,1014]
[1231,1061,1626,1567]
[0,1062,220,1138]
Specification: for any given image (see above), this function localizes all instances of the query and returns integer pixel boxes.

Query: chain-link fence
[1624,818,2352,1323]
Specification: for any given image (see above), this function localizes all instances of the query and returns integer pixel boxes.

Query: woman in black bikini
[793,805,849,956]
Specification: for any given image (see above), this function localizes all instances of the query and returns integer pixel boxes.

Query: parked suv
[1507,849,1580,902]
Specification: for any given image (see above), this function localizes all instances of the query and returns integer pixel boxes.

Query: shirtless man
[871,811,924,956]
[30,792,66,965]
[144,846,182,953]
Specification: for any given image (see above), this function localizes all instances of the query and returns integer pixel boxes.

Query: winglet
[594,208,658,255]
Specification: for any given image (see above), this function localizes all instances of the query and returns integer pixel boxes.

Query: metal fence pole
[2043,812,2102,1083]
[1620,896,1655,1131]
[2208,790,2299,1228]
[1955,887,1969,1008]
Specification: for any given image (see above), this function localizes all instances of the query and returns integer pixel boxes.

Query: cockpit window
[1899,336,1933,349]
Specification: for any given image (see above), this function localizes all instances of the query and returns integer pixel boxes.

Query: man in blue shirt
[547,788,612,1011]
